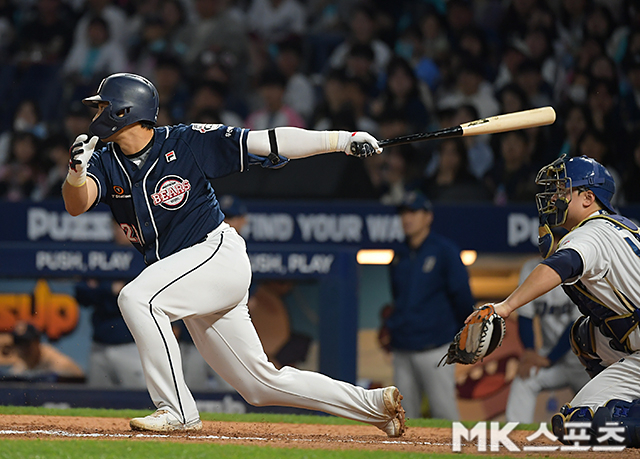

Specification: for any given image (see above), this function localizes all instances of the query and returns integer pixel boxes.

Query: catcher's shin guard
[551,403,594,445]
[589,399,640,447]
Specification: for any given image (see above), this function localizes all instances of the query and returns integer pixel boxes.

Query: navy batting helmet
[536,155,616,227]
[82,73,159,139]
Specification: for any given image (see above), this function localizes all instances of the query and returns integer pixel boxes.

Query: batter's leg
[118,226,252,425]
[183,303,398,430]
[413,345,459,420]
[392,351,422,419]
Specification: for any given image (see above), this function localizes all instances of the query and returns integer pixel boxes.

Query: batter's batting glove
[344,132,382,158]
[67,134,98,187]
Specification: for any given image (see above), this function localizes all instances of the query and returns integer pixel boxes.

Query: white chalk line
[0,428,451,446]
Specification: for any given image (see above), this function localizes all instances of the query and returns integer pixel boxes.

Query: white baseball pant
[118,223,392,427]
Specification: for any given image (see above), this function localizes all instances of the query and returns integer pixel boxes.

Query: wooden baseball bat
[378,106,556,148]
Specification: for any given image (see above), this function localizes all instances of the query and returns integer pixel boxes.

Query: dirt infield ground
[0,414,635,457]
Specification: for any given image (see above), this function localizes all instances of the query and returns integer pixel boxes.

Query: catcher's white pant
[87,342,146,388]
[393,344,459,420]
[570,352,640,412]
[118,223,391,427]
[505,354,589,423]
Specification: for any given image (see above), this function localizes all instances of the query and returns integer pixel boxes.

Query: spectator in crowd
[620,53,640,133]
[328,3,391,74]
[275,37,316,122]
[153,56,191,124]
[187,81,244,127]
[555,103,590,159]
[1,0,639,203]
[177,0,248,73]
[246,0,306,44]
[72,0,129,50]
[513,59,553,108]
[585,78,627,168]
[13,0,75,67]
[246,69,305,130]
[484,130,538,205]
[0,132,44,201]
[623,135,640,203]
[451,104,494,180]
[371,57,432,133]
[74,222,145,388]
[5,321,85,382]
[343,76,378,134]
[421,138,490,203]
[417,8,449,64]
[505,255,589,423]
[0,99,48,166]
[313,69,353,131]
[437,58,500,120]
[62,16,128,101]
[380,191,475,420]
[342,43,378,97]
[32,135,70,200]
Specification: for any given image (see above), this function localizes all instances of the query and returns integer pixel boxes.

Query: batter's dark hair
[140,120,156,130]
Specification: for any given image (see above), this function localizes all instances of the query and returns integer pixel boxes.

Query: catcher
[444,155,640,447]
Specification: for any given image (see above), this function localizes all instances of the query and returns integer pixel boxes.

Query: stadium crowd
[1,0,640,204]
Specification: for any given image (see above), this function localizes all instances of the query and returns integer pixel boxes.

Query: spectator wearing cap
[6,321,84,382]
[378,191,474,420]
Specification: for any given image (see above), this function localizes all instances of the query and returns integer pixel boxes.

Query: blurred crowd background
[1,0,640,204]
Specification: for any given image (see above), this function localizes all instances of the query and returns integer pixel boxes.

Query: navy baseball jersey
[86,123,249,264]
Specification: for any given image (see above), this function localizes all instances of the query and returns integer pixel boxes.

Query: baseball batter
[61,73,405,436]
[505,256,589,423]
[485,154,640,445]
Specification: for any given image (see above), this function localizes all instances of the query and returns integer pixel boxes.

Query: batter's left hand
[346,132,382,157]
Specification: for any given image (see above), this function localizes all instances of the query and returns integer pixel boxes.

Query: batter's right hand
[346,132,382,157]
[69,134,98,173]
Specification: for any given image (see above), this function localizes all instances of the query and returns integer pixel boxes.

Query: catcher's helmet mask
[83,73,159,140]
[536,154,616,227]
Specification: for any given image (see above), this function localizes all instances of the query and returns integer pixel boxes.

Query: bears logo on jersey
[151,175,191,210]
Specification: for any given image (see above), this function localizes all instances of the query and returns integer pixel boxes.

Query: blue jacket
[388,232,475,351]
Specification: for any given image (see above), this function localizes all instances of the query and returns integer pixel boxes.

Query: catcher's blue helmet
[536,155,616,227]
[82,73,159,139]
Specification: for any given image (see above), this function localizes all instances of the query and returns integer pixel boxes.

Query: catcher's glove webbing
[439,304,506,366]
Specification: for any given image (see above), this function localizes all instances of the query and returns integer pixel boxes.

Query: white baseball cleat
[381,386,406,437]
[129,409,203,432]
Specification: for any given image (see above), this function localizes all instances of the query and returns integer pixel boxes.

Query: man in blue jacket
[384,191,475,420]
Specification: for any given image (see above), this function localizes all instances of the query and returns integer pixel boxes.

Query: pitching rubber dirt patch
[0,414,634,456]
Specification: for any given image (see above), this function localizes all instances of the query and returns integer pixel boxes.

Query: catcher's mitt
[439,304,506,366]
